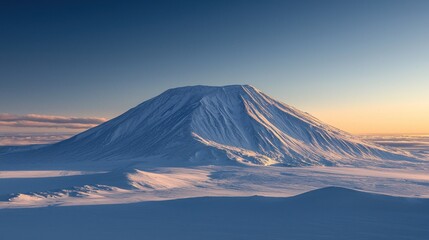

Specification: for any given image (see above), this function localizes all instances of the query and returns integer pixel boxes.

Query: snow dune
[1,187,428,240]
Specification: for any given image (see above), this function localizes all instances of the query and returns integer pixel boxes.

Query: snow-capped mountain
[2,85,413,166]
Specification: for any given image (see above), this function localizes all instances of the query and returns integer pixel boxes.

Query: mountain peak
[168,84,255,91]
[160,84,258,97]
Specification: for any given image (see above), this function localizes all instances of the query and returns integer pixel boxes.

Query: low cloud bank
[0,133,75,146]
[0,114,107,129]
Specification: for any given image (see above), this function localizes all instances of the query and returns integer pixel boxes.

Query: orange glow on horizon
[310,102,429,135]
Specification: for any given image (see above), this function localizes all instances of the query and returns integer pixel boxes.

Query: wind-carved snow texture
[2,165,429,208]
[4,85,415,167]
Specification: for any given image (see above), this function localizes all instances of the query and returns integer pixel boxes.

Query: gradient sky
[1,0,428,135]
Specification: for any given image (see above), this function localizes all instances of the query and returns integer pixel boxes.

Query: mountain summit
[4,85,413,166]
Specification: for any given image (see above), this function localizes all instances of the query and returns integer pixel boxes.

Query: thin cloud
[0,133,74,146]
[0,113,107,129]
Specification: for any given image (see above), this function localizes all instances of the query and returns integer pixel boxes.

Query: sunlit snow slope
[2,85,414,166]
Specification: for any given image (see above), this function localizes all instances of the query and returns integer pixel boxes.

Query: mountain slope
[1,85,414,166]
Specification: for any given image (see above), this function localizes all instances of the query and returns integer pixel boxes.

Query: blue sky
[1,0,428,134]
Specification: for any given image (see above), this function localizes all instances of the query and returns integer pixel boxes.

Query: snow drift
[1,85,413,166]
[1,187,429,240]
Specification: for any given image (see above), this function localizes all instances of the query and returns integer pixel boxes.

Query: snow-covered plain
[1,164,429,208]
[362,134,429,160]
[0,85,428,239]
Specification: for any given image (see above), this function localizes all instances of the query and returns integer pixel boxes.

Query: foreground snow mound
[1,187,428,240]
[2,85,414,166]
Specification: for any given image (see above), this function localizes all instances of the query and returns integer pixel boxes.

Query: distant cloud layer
[0,114,107,129]
[0,133,74,146]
